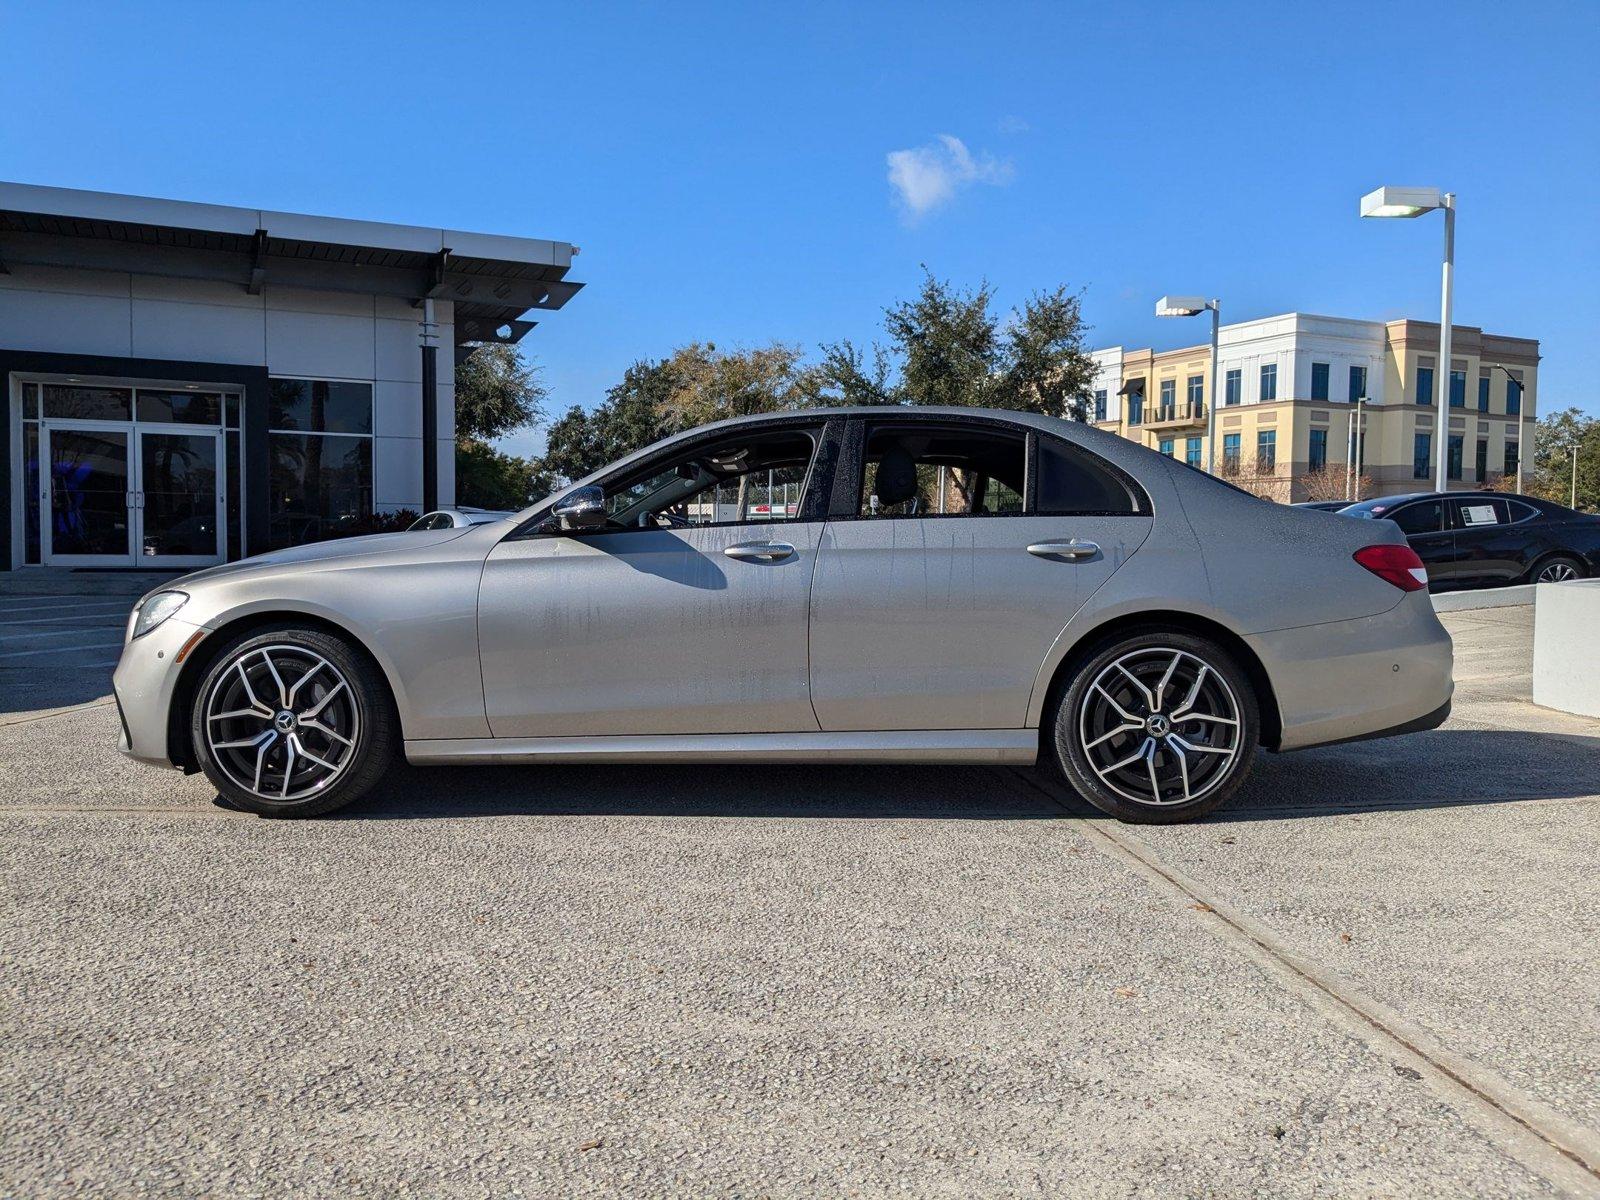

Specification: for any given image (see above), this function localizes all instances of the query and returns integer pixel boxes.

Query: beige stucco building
[1088,314,1539,502]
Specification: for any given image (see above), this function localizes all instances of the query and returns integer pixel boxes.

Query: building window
[1223,433,1241,470]
[1126,384,1144,425]
[1259,363,1278,402]
[1449,369,1466,408]
[1478,375,1490,412]
[1416,365,1434,406]
[1310,362,1330,401]
[1186,375,1204,409]
[1475,438,1488,482]
[1185,437,1202,467]
[1349,364,1368,403]
[267,378,375,549]
[1447,434,1463,481]
[1309,427,1327,471]
[1414,433,1431,479]
[1094,389,1107,421]
[1224,369,1241,406]
[1257,428,1276,472]
[1159,379,1176,417]
[1505,441,1519,477]
[1506,378,1522,416]
[1159,438,1175,457]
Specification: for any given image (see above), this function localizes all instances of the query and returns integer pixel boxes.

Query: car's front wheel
[1050,630,1259,823]
[191,626,396,817]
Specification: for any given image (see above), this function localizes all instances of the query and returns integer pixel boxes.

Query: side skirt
[404,729,1039,766]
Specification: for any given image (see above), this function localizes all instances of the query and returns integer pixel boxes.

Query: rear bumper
[1247,592,1453,752]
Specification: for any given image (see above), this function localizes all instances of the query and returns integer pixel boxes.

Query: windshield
[1341,497,1413,520]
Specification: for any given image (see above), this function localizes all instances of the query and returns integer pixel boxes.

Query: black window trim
[509,415,841,541]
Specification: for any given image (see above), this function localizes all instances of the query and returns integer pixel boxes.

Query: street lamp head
[1156,295,1209,317]
[1360,185,1443,218]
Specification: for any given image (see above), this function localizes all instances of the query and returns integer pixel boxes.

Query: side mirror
[551,485,607,531]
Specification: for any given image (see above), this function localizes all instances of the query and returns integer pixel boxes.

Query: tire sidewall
[1052,630,1259,824]
[191,626,393,817]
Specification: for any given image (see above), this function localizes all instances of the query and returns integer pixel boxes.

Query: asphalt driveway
[2,587,1597,1198]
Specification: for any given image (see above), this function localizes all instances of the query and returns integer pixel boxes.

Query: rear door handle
[724,542,795,562]
[1027,539,1100,561]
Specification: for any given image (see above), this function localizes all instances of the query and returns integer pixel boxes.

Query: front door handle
[1027,539,1100,561]
[724,542,795,562]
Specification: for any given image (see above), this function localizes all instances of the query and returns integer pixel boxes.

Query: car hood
[162,528,475,593]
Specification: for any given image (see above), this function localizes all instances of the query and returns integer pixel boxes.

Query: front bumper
[1247,592,1454,752]
[111,617,204,769]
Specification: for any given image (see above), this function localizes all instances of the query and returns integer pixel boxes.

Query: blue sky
[3,1,1597,458]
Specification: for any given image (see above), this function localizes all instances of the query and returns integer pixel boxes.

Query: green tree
[456,438,539,509]
[814,269,1097,417]
[885,272,1000,408]
[1529,407,1600,511]
[454,344,548,441]
[655,341,811,431]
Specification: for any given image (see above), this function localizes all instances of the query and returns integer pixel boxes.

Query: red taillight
[1353,544,1430,592]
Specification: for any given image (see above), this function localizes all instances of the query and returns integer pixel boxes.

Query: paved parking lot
[2,581,1598,1197]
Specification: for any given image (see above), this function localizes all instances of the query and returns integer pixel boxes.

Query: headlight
[132,591,189,640]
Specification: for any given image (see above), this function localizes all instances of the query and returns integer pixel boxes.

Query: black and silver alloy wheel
[1051,630,1259,823]
[1535,557,1581,584]
[1078,647,1241,807]
[205,645,360,801]
[191,626,396,818]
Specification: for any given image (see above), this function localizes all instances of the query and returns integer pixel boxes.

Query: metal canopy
[0,181,583,348]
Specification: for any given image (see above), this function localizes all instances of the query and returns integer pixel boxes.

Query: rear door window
[1036,436,1142,514]
[858,424,1026,518]
[1449,499,1509,530]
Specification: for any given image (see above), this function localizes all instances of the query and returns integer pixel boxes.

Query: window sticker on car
[1461,504,1499,526]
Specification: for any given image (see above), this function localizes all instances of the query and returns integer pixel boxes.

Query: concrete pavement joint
[1003,767,1600,1197]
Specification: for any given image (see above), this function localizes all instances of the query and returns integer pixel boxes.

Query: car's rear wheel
[1532,555,1584,584]
[191,626,396,817]
[1050,630,1259,823]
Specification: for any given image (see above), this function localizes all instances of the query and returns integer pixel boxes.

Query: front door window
[138,430,222,561]
[48,428,132,559]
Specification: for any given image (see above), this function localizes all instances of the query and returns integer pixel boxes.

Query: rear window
[1036,436,1142,514]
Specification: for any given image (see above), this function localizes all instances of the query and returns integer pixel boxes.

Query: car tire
[1049,630,1259,824]
[1530,554,1585,584]
[190,625,397,818]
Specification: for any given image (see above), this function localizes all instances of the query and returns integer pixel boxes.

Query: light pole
[1156,295,1220,474]
[1360,186,1456,492]
[1346,397,1366,502]
[1492,364,1528,494]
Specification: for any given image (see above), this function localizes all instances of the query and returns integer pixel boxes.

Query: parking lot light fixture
[1156,295,1221,474]
[1361,185,1456,492]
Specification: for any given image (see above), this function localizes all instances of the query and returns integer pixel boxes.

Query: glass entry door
[137,429,223,567]
[41,425,135,566]
[40,423,225,568]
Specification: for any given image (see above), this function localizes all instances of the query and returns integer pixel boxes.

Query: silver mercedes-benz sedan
[112,408,1452,823]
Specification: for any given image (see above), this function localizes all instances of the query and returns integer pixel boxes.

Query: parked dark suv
[1340,491,1599,590]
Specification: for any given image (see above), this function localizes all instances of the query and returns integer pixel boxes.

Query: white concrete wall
[1531,579,1600,718]
[1,264,456,511]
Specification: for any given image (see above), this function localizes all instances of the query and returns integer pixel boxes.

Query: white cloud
[885,134,1013,222]
[997,115,1030,135]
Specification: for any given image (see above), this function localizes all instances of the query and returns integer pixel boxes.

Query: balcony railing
[1143,400,1207,429]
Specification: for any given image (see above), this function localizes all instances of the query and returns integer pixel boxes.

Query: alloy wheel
[204,645,361,802]
[1537,561,1578,583]
[1077,646,1242,807]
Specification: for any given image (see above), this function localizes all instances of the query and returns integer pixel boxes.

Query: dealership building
[1,182,581,571]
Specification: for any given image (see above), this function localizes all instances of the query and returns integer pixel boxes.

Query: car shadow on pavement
[320,762,1063,821]
[274,727,1600,823]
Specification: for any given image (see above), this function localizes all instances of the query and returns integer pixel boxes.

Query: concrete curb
[1431,585,1535,613]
